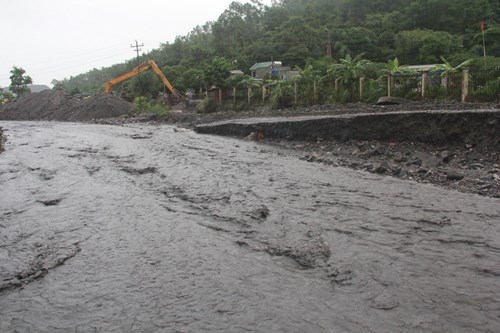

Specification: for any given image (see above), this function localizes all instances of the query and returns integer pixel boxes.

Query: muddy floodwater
[1,121,499,333]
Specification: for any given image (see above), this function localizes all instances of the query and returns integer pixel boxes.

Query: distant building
[28,84,51,93]
[230,70,245,76]
[249,61,299,80]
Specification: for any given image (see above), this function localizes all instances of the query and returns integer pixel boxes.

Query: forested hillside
[55,0,499,97]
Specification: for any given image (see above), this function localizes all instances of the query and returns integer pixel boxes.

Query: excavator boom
[147,60,181,100]
[104,60,180,100]
[104,64,150,93]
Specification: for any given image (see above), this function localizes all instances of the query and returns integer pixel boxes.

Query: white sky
[0,0,271,88]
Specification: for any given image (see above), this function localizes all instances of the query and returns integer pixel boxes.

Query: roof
[406,64,440,71]
[250,61,283,71]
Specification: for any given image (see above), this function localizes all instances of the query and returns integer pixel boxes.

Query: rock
[446,172,464,181]
[393,151,406,163]
[369,293,400,310]
[414,151,440,169]
[351,147,362,156]
[376,96,411,105]
[469,163,484,170]
[246,131,265,141]
[373,162,391,174]
[249,205,270,221]
[441,150,451,163]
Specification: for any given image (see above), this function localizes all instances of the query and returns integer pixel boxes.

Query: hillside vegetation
[55,0,499,99]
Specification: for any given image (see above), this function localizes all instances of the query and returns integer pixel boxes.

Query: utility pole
[131,40,144,97]
[325,28,332,58]
[480,18,487,66]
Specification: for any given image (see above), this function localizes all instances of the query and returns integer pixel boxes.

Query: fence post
[262,85,266,103]
[313,80,318,103]
[233,87,236,105]
[387,75,392,97]
[247,87,251,104]
[441,75,448,89]
[218,88,222,106]
[294,81,298,105]
[334,79,339,94]
[421,72,428,98]
[359,77,365,101]
[461,68,470,102]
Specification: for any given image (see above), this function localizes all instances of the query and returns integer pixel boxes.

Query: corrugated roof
[249,61,283,71]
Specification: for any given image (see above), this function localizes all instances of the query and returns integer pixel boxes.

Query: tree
[9,66,33,96]
[0,88,15,106]
[433,55,472,89]
[434,56,472,76]
[204,56,232,88]
[327,53,371,102]
[328,53,371,84]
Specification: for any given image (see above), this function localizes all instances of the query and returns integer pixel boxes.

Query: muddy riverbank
[1,122,499,332]
[194,110,500,198]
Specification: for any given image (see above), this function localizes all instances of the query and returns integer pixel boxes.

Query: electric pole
[131,40,144,97]
[325,28,332,58]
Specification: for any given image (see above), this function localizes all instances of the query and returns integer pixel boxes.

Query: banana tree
[381,58,417,96]
[433,56,472,89]
[327,54,371,102]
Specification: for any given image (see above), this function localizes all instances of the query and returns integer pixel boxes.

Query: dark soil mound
[0,90,133,121]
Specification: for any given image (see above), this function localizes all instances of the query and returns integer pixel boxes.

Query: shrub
[269,81,293,109]
[134,96,171,115]
[195,98,218,113]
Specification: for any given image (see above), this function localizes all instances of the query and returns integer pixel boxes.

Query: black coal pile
[0,90,134,121]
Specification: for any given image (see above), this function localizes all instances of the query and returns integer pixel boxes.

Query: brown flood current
[0,121,499,333]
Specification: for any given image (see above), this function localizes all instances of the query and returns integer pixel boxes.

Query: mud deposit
[0,90,133,121]
[1,122,499,332]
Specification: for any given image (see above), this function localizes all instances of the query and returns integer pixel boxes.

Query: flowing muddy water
[0,121,499,333]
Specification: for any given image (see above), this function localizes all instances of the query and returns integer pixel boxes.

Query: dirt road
[1,122,499,332]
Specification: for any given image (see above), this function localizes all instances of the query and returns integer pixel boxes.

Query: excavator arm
[104,64,150,93]
[147,60,181,100]
[104,60,181,100]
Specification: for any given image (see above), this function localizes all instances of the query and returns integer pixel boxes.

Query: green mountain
[55,0,499,96]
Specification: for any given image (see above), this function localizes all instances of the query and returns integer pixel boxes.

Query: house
[249,61,299,80]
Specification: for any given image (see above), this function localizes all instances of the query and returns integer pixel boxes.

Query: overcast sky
[0,0,272,88]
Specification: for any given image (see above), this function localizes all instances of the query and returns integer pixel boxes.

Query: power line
[131,40,144,102]
[0,51,132,82]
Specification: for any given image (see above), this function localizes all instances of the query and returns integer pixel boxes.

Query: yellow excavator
[104,59,181,100]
